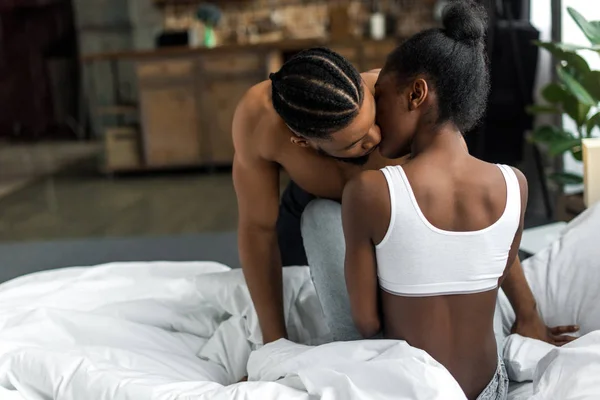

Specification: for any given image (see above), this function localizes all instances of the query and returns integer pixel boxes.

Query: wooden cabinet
[200,78,254,164]
[197,52,265,165]
[139,85,203,166]
[136,52,265,168]
[137,59,203,167]
[329,45,360,68]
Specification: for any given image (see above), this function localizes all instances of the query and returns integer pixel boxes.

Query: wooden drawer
[200,53,263,74]
[137,59,194,80]
[104,127,141,170]
[363,40,398,60]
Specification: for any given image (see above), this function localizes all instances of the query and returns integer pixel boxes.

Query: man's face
[307,82,381,166]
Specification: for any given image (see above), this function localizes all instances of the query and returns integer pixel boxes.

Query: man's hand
[511,313,579,346]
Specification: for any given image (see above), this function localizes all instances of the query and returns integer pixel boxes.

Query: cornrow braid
[270,47,364,139]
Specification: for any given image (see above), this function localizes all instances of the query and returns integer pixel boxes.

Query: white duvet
[0,262,466,399]
[1,204,600,399]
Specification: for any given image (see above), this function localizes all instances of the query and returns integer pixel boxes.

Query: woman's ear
[408,78,428,111]
[290,135,310,147]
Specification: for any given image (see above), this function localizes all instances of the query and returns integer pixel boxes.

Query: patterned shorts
[476,357,509,400]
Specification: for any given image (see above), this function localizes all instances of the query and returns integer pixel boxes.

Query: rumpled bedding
[0,262,466,399]
[0,204,599,399]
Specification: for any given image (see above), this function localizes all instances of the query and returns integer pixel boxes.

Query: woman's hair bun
[442,0,488,45]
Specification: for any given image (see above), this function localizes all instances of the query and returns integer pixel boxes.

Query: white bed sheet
[0,261,466,400]
[1,204,600,399]
[0,387,25,400]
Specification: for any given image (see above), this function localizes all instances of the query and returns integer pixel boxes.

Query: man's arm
[232,99,286,344]
[341,171,387,338]
[500,168,578,345]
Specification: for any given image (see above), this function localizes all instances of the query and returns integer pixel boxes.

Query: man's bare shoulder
[361,69,381,94]
[233,80,281,160]
[234,80,271,130]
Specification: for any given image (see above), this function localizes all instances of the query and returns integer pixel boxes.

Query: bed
[1,204,599,399]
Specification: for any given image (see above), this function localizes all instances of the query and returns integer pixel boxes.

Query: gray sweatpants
[300,199,363,342]
[300,199,508,399]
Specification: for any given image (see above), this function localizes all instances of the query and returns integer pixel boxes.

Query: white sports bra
[375,164,521,296]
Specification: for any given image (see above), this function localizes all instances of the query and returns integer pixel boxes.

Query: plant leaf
[530,126,575,143]
[572,147,583,161]
[562,93,589,127]
[557,67,597,107]
[549,172,584,186]
[578,104,592,132]
[530,126,581,158]
[582,70,600,103]
[568,7,600,45]
[553,43,600,52]
[535,41,591,76]
[526,105,561,115]
[542,83,569,104]
[586,111,600,137]
[549,138,582,156]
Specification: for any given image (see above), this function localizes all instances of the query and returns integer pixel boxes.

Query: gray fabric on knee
[301,199,363,342]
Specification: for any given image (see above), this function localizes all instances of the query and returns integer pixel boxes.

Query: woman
[341,1,526,399]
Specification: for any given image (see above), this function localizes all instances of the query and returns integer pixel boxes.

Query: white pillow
[521,202,600,335]
[497,202,600,381]
[530,331,600,399]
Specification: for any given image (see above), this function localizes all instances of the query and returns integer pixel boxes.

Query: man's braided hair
[270,47,364,139]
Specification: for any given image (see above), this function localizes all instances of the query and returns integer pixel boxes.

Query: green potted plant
[528,7,600,185]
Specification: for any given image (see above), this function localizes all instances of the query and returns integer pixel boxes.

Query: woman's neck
[410,123,468,160]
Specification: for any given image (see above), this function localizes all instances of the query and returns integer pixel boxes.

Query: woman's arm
[501,169,578,344]
[341,171,390,338]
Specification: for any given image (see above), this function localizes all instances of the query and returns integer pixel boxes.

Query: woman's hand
[511,313,579,346]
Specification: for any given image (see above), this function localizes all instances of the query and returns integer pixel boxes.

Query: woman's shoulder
[343,170,390,217]
[342,170,392,243]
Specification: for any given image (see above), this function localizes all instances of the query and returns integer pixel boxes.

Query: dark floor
[0,161,240,242]
[0,232,240,283]
[0,157,297,243]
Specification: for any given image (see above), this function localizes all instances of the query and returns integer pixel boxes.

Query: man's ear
[290,135,310,147]
[408,78,428,111]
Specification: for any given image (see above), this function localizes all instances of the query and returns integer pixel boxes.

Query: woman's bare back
[379,155,521,399]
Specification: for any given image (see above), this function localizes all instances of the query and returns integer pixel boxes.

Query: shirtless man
[231,47,576,345]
